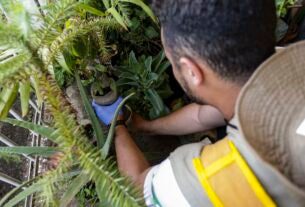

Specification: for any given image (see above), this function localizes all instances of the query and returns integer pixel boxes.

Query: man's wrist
[115,124,128,136]
[116,119,127,128]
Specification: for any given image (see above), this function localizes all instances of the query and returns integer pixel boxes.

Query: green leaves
[120,0,158,23]
[59,172,90,207]
[103,0,158,30]
[118,51,172,119]
[3,182,43,207]
[101,93,135,158]
[3,118,59,143]
[107,7,128,30]
[19,81,31,117]
[78,3,105,16]
[0,52,31,83]
[0,146,60,157]
[0,171,81,207]
[146,89,166,119]
[276,0,296,17]
[0,0,32,38]
[0,176,41,207]
[75,73,105,148]
[0,84,19,119]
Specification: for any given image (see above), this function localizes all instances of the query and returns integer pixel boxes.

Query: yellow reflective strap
[204,152,234,177]
[192,138,276,207]
[228,141,276,207]
[193,158,224,207]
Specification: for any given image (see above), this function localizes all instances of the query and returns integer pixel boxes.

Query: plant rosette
[90,74,118,105]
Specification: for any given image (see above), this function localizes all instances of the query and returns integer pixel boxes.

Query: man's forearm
[141,103,225,136]
[115,125,150,187]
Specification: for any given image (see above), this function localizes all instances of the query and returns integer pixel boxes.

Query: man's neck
[213,82,241,120]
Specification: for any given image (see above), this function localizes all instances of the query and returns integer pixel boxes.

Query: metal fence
[0,100,43,207]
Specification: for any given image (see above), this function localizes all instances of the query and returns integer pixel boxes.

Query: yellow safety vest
[192,138,276,207]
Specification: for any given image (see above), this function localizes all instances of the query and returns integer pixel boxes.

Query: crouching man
[93,0,305,206]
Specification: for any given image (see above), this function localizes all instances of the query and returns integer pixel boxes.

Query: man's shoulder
[169,138,211,161]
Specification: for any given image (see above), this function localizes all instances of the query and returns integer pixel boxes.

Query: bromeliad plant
[0,0,158,206]
[117,50,172,119]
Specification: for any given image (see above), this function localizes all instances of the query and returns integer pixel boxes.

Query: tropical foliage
[117,50,172,119]
[0,0,164,206]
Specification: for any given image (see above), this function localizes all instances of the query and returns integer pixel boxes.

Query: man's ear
[179,57,204,86]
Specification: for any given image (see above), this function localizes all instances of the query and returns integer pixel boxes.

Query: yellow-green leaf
[19,81,31,117]
[0,84,18,119]
[120,0,158,23]
[107,7,128,30]
[31,75,42,107]
[78,3,105,16]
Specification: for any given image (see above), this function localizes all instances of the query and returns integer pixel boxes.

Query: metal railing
[0,99,43,207]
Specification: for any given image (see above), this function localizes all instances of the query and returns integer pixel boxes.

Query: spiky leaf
[0,84,19,119]
[120,0,158,23]
[3,118,59,143]
[0,146,60,157]
[19,81,31,117]
[75,73,105,148]
[59,172,90,207]
[107,7,128,30]
[101,92,135,158]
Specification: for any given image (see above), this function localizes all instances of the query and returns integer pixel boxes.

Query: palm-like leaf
[75,72,105,148]
[59,172,90,207]
[0,146,60,157]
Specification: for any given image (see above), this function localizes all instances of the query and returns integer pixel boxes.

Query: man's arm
[115,125,150,189]
[132,103,226,136]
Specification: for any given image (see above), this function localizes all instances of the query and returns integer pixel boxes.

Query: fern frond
[38,154,74,206]
[0,23,23,48]
[79,150,144,207]
[0,52,31,83]
[32,0,79,48]
[44,17,118,71]
[0,0,33,39]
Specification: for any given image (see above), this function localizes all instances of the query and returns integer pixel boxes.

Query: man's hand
[92,97,123,125]
[130,113,150,133]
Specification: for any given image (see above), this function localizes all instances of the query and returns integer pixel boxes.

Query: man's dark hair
[151,0,277,84]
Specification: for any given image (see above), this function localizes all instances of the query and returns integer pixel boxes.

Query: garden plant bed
[0,0,304,206]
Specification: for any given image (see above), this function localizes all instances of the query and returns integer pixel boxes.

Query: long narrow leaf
[155,61,171,76]
[4,182,43,207]
[0,146,60,157]
[56,53,72,73]
[107,7,128,30]
[152,50,165,72]
[96,180,112,206]
[0,84,18,119]
[31,74,43,107]
[145,89,165,115]
[0,175,42,206]
[101,93,135,158]
[78,3,105,16]
[75,73,105,148]
[19,81,31,117]
[59,172,90,207]
[3,118,59,143]
[120,0,158,23]
[1,171,81,207]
